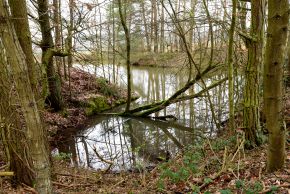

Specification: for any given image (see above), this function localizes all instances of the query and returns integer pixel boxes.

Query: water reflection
[54,64,232,170]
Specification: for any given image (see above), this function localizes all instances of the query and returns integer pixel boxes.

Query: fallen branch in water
[92,145,114,165]
[121,76,227,117]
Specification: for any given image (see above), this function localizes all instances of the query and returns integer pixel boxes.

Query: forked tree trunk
[37,0,63,111]
[264,0,289,172]
[0,1,52,192]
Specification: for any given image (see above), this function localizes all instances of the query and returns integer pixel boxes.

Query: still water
[54,64,230,171]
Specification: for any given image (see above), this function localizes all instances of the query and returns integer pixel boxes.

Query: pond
[54,64,231,171]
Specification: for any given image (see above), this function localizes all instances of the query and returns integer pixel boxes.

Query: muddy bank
[43,67,134,143]
[130,52,186,68]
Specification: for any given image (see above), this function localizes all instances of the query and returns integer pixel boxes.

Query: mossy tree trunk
[8,0,38,98]
[264,0,289,172]
[0,0,52,192]
[243,0,265,148]
[37,0,63,111]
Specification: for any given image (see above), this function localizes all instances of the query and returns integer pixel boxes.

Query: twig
[0,172,14,176]
[52,181,93,188]
[0,165,7,170]
[21,183,37,194]
[112,179,125,188]
[231,133,245,161]
[200,146,228,191]
[206,137,222,164]
[54,172,99,182]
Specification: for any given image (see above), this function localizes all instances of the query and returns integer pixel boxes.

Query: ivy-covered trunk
[37,0,63,111]
[0,0,52,192]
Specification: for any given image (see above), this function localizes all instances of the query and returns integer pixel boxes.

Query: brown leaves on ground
[43,67,126,142]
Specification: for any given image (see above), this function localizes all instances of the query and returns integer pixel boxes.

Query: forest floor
[1,70,290,194]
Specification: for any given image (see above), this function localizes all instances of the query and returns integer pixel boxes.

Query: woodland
[0,0,289,193]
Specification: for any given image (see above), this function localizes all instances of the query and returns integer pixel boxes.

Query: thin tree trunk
[160,3,165,53]
[67,0,74,99]
[53,0,62,78]
[140,0,151,52]
[152,0,158,52]
[188,0,196,52]
[227,0,237,131]
[118,0,131,112]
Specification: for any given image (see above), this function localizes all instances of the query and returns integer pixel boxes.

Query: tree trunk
[140,0,151,52]
[160,3,165,53]
[0,37,35,187]
[243,0,265,148]
[8,0,38,97]
[53,0,62,78]
[188,0,197,51]
[118,0,131,112]
[0,1,52,192]
[37,0,63,111]
[227,0,237,131]
[287,32,290,86]
[264,0,289,172]
[68,0,74,98]
[152,0,158,53]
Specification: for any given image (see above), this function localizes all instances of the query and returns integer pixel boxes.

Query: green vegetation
[85,96,111,116]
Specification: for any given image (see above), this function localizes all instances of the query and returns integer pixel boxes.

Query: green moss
[96,77,120,97]
[84,96,111,116]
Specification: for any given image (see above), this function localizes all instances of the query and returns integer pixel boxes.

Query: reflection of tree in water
[55,66,231,171]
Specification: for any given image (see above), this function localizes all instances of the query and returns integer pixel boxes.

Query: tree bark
[243,0,265,148]
[8,0,38,97]
[0,35,35,187]
[227,0,237,131]
[140,0,151,52]
[37,0,63,111]
[53,0,62,77]
[152,0,158,52]
[264,0,289,172]
[118,0,131,112]
[0,1,52,192]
